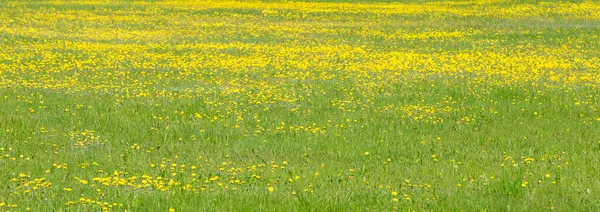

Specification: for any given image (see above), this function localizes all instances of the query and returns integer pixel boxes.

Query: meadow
[1,0,600,211]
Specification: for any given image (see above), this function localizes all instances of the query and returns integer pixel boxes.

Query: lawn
[1,0,600,211]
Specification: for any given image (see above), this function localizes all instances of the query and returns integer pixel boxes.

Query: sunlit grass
[1,0,600,211]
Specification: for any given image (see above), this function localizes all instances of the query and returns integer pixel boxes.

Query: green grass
[1,0,600,211]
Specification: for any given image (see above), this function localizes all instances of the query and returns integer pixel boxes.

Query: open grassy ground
[1,0,600,211]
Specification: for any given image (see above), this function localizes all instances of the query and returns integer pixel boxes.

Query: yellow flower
[64,188,73,191]
[169,208,175,212]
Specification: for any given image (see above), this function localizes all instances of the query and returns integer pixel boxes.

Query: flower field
[1,0,600,211]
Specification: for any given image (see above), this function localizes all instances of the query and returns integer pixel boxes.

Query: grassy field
[1,0,600,211]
